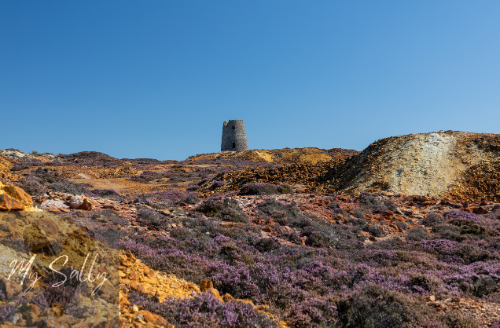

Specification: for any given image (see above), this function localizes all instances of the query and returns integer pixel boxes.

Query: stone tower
[221,120,248,151]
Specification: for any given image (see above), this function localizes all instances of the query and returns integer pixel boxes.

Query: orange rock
[263,226,274,233]
[80,197,94,210]
[35,216,59,235]
[384,210,394,219]
[0,194,25,211]
[47,303,63,317]
[136,310,168,326]
[472,206,488,214]
[200,279,214,292]
[223,293,235,302]
[0,182,33,207]
[208,288,224,302]
[69,196,94,210]
[395,216,406,222]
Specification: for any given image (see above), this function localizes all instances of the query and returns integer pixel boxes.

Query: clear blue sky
[1,1,499,160]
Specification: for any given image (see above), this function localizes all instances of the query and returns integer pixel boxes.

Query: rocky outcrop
[0,182,33,211]
[0,155,18,180]
[324,131,500,200]
[187,147,358,165]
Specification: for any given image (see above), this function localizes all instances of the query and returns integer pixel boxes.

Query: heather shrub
[364,223,384,237]
[439,313,480,328]
[350,217,368,226]
[253,237,281,253]
[218,205,249,223]
[42,267,82,309]
[136,209,167,229]
[145,190,199,206]
[130,290,280,328]
[169,227,196,240]
[14,178,48,196]
[87,228,121,249]
[239,182,292,195]
[120,190,500,327]
[422,212,446,227]
[406,228,430,241]
[336,284,441,328]
[443,210,482,221]
[288,298,338,328]
[15,167,90,195]
[0,238,28,253]
[278,230,302,244]
[209,262,279,301]
[329,202,350,217]
[183,192,200,204]
[186,184,199,192]
[418,239,495,264]
[48,181,89,194]
[450,219,493,237]
[395,221,408,230]
[278,184,293,194]
[353,208,372,219]
[211,180,225,189]
[302,228,339,248]
[257,198,302,220]
[113,216,129,226]
[196,195,225,216]
[239,182,280,195]
[358,192,387,213]
[384,199,398,212]
[89,188,123,200]
[485,211,500,220]
[432,224,465,242]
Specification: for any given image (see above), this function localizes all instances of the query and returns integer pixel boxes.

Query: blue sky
[1,1,499,160]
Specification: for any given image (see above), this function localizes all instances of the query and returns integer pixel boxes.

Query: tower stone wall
[221,120,248,151]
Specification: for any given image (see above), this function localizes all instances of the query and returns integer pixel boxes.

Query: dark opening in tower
[232,125,235,130]
[232,142,236,148]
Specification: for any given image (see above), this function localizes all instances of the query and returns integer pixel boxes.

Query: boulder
[68,196,94,210]
[0,194,25,211]
[35,216,59,235]
[1,183,33,207]
[40,198,70,212]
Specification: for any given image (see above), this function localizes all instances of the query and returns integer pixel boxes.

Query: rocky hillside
[322,131,500,202]
[2,134,500,327]
[187,147,359,165]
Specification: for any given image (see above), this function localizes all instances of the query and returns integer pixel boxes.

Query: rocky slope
[323,131,500,201]
[187,147,359,165]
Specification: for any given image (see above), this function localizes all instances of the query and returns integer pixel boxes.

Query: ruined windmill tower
[221,120,248,151]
